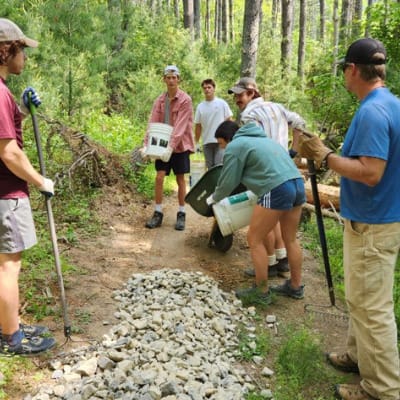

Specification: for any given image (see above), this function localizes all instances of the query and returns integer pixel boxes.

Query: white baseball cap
[0,18,38,47]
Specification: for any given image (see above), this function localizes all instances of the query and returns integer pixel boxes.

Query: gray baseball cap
[0,18,38,47]
[228,77,258,94]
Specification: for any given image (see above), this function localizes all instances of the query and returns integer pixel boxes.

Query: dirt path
[8,184,352,399]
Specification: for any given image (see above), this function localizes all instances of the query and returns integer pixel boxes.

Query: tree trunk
[281,0,294,75]
[221,0,228,43]
[183,0,194,40]
[229,0,234,41]
[241,0,262,78]
[332,0,340,76]
[173,0,179,19]
[352,0,363,38]
[194,0,201,39]
[297,0,306,79]
[319,0,325,42]
[205,0,210,41]
[271,0,279,35]
[339,0,351,46]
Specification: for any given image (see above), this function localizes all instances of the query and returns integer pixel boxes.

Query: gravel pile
[25,269,273,400]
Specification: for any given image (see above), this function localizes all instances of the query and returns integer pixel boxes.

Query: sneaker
[269,279,305,299]
[145,211,163,229]
[0,324,49,339]
[326,352,359,373]
[244,265,278,278]
[235,285,272,306]
[1,335,56,355]
[276,257,290,278]
[175,211,185,231]
[334,384,377,400]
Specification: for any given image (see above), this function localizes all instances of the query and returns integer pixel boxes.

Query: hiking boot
[145,211,163,229]
[326,352,359,373]
[244,265,278,278]
[270,279,305,299]
[276,257,290,278]
[334,384,377,400]
[175,211,185,231]
[0,324,49,339]
[1,335,56,355]
[235,285,272,306]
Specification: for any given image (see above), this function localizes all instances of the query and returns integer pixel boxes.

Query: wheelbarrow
[185,165,246,253]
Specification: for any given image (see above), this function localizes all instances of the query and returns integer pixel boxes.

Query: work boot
[270,279,305,299]
[326,352,359,373]
[0,324,49,339]
[0,330,56,355]
[145,211,163,229]
[244,265,278,278]
[175,211,185,231]
[334,384,377,400]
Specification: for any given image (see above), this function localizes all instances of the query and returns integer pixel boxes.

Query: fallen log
[302,202,343,222]
[305,181,340,210]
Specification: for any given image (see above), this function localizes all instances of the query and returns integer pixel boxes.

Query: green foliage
[237,326,271,361]
[274,325,338,400]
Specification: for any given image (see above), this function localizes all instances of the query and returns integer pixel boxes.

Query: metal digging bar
[29,100,72,340]
[304,158,347,322]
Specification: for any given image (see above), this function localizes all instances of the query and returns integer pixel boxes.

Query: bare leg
[0,253,21,336]
[279,205,303,288]
[154,170,166,205]
[176,174,186,207]
[248,205,281,291]
[273,222,286,250]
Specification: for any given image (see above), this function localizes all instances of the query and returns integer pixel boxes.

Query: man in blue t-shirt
[298,38,400,400]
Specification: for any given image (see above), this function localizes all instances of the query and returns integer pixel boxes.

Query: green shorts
[0,198,37,253]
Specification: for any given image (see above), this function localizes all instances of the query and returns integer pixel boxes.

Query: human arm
[169,95,193,150]
[278,104,306,130]
[326,153,386,187]
[195,123,202,143]
[0,138,51,191]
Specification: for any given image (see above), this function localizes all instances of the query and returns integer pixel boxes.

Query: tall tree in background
[281,0,294,75]
[319,0,326,42]
[352,0,363,38]
[183,0,194,40]
[332,0,340,76]
[241,0,262,77]
[194,0,201,39]
[340,0,352,46]
[229,0,234,41]
[297,0,306,79]
[221,0,228,42]
[205,0,211,41]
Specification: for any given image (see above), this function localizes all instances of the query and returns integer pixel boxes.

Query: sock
[2,329,24,347]
[155,204,162,213]
[179,206,185,213]
[275,248,287,260]
[268,255,278,266]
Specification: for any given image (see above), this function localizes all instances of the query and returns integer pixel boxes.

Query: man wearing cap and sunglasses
[298,38,400,400]
[228,77,307,295]
[0,18,55,354]
[143,65,194,231]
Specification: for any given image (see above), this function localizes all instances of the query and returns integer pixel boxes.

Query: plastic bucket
[212,190,258,236]
[145,123,173,159]
[190,160,205,187]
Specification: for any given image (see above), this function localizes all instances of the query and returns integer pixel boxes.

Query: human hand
[298,131,333,169]
[206,194,215,206]
[196,143,202,153]
[21,87,41,115]
[38,177,54,198]
[139,146,149,162]
[160,146,173,162]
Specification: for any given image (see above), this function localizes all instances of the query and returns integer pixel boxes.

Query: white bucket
[190,160,205,187]
[145,123,173,159]
[212,190,258,236]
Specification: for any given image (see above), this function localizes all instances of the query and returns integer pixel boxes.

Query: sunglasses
[341,63,351,73]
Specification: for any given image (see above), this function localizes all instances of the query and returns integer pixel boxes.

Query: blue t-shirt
[340,87,400,223]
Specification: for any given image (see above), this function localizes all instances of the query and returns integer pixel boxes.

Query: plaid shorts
[0,198,37,253]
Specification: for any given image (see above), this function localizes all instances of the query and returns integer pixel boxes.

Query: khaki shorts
[0,198,37,253]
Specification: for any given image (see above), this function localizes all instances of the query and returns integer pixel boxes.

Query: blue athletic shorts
[257,178,306,210]
[155,151,190,176]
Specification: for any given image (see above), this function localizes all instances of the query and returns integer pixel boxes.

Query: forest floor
[5,182,360,399]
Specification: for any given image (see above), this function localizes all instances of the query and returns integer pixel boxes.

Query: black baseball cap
[339,38,386,65]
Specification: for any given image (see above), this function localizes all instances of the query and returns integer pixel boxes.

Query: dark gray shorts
[0,198,37,253]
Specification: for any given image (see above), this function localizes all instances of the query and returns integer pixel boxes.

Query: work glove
[20,87,41,116]
[139,146,149,162]
[38,177,55,198]
[206,194,216,206]
[298,131,334,169]
[159,146,173,162]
